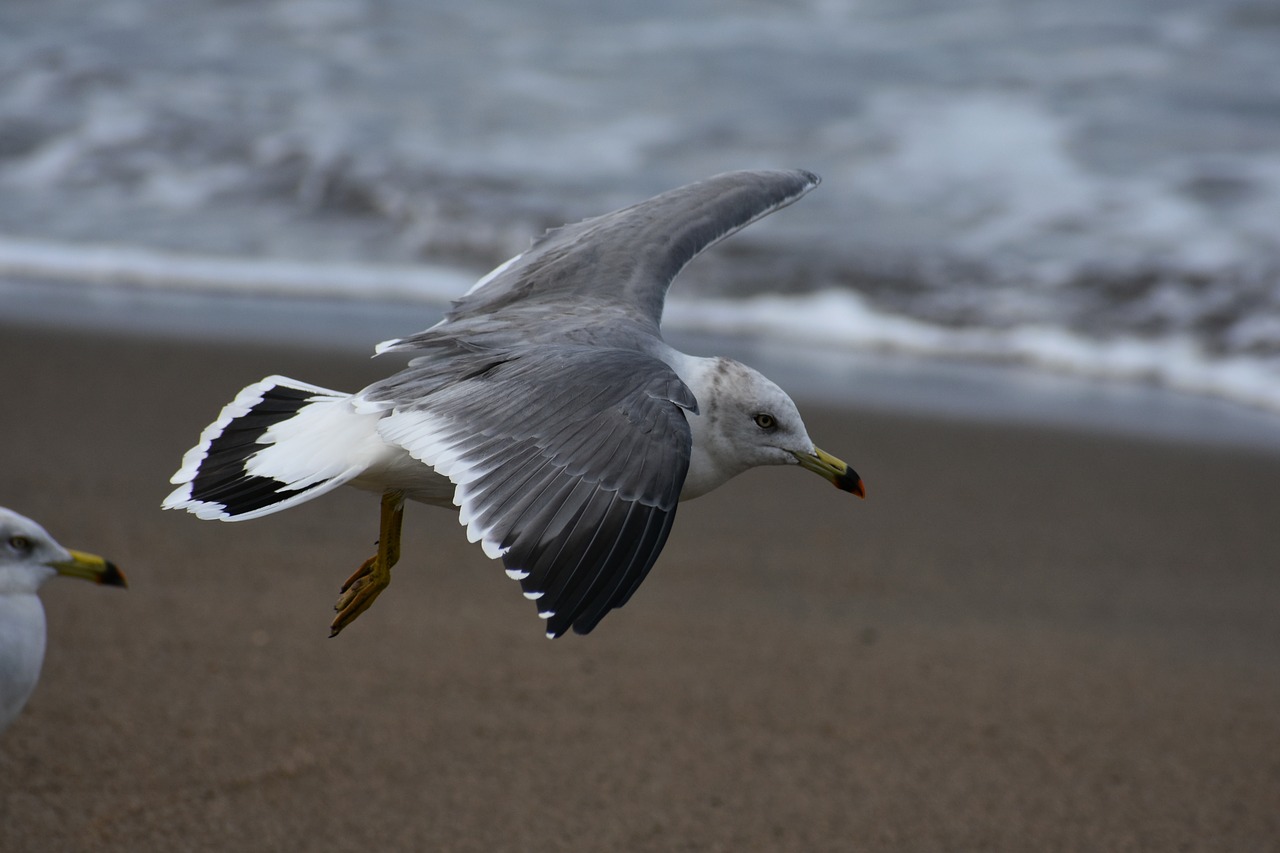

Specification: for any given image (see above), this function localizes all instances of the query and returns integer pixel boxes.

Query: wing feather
[378,170,820,352]
[375,346,696,634]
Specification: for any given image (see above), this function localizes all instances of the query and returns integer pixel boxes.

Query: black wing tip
[794,168,821,188]
[711,167,820,194]
[781,168,822,201]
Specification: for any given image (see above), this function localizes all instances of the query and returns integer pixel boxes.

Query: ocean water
[2,0,1280,418]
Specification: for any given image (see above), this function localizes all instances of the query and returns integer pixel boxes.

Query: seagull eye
[7,535,32,553]
[753,412,777,431]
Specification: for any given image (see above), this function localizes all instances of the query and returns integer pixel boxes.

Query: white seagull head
[0,507,125,734]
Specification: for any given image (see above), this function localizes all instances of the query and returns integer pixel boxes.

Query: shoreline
[6,275,1280,457]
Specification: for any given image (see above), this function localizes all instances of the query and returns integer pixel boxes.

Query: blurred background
[4,7,1279,848]
[2,0,1279,425]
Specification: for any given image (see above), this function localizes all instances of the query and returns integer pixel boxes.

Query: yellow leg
[330,489,405,637]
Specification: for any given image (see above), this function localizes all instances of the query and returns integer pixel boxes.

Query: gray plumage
[165,169,864,638]
[378,168,820,351]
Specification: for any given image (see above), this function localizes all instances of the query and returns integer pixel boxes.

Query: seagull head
[0,508,126,595]
[682,358,865,499]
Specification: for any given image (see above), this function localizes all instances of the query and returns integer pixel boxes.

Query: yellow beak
[50,549,127,588]
[794,447,866,498]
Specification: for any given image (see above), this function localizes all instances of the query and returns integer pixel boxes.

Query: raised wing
[368,345,697,636]
[380,169,819,353]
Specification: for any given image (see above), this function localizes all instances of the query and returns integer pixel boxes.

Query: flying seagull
[164,169,865,638]
[0,507,125,734]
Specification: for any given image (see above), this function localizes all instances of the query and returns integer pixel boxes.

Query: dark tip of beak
[839,470,866,499]
[100,561,128,588]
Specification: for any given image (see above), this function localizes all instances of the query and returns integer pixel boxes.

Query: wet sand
[1,321,1277,851]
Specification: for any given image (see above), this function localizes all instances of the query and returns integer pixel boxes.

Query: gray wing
[381,169,819,352]
[370,345,697,637]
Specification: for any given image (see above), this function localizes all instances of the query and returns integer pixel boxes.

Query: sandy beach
[1,319,1277,852]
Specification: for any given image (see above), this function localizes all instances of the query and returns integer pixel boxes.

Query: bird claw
[338,556,376,595]
[330,556,389,637]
